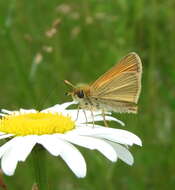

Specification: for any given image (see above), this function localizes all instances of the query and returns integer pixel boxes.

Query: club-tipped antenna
[64,80,75,88]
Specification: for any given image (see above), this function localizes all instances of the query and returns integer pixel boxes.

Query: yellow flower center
[0,112,75,136]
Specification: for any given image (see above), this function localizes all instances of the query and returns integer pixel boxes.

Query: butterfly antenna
[64,80,75,88]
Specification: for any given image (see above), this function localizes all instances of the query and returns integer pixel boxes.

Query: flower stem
[32,145,49,190]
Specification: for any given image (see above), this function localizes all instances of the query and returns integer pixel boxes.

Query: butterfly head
[64,80,90,101]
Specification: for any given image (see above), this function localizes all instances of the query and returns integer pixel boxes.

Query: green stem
[32,146,49,190]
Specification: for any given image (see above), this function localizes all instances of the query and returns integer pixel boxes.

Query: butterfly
[65,52,142,125]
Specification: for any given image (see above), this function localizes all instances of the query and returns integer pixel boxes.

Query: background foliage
[0,0,174,189]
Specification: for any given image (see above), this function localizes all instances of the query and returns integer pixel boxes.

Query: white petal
[1,137,22,176]
[66,109,102,123]
[56,134,117,162]
[42,101,76,113]
[1,148,18,176]
[59,101,77,110]
[59,140,86,178]
[61,110,81,121]
[0,134,14,140]
[1,109,37,116]
[0,113,6,116]
[1,136,37,176]
[0,137,19,158]
[37,135,62,156]
[100,129,142,146]
[17,136,37,161]
[107,141,134,165]
[42,105,62,113]
[19,109,37,114]
[90,115,125,126]
[72,126,142,146]
[105,116,125,126]
[1,109,12,114]
[69,109,124,126]
[37,135,87,177]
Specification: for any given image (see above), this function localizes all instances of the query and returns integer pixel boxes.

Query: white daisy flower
[0,101,142,178]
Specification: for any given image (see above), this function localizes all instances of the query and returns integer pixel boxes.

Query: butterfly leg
[76,105,80,121]
[83,109,88,126]
[90,108,95,127]
[102,109,108,127]
[86,97,95,127]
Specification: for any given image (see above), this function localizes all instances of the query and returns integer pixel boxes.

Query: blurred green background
[0,0,174,189]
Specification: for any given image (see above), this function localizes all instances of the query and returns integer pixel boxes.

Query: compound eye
[77,90,84,98]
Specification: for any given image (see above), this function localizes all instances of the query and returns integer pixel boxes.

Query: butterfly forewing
[90,52,142,113]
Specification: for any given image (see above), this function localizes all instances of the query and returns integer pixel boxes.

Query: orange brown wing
[90,52,142,105]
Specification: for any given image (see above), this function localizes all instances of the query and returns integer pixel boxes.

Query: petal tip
[2,167,15,176]
[76,173,86,178]
[135,138,142,146]
[111,157,118,162]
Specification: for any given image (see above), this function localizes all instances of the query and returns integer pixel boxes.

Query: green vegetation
[0,0,174,189]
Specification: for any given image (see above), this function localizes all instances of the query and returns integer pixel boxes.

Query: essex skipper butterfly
[64,52,142,125]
